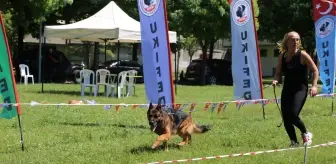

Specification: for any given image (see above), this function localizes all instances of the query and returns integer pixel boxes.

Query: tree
[258,0,315,53]
[168,0,259,85]
[1,11,16,55]
[44,0,140,28]
[168,0,259,55]
[1,0,74,59]
[168,0,228,55]
[45,0,112,25]
[180,35,198,62]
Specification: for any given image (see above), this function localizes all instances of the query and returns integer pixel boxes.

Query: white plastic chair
[95,69,110,96]
[80,69,97,96]
[106,74,117,97]
[107,71,128,98]
[19,64,34,85]
[126,70,137,96]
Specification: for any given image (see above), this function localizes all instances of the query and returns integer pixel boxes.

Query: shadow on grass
[35,90,134,97]
[36,90,82,96]
[59,122,148,129]
[130,144,181,154]
[36,90,114,97]
[110,123,148,129]
[177,80,273,86]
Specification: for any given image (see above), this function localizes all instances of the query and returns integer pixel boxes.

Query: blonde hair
[277,31,302,55]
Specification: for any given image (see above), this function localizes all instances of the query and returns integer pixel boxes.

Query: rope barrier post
[262,104,266,119]
[17,114,24,151]
[303,143,308,164]
[332,96,335,116]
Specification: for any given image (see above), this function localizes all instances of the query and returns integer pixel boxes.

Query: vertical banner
[137,0,175,105]
[229,0,264,100]
[313,0,336,94]
[0,13,21,119]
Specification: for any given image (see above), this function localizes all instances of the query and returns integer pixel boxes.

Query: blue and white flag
[137,0,175,105]
[229,0,263,100]
[313,0,336,94]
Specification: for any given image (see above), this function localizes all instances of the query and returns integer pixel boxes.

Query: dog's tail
[193,124,211,133]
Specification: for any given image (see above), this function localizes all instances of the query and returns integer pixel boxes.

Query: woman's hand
[310,86,318,97]
[272,80,278,86]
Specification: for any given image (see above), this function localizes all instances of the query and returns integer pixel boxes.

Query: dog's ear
[147,102,153,120]
[156,103,162,111]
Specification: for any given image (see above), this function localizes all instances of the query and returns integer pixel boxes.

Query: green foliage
[45,0,139,26]
[63,44,114,59]
[252,0,260,30]
[0,0,75,56]
[258,0,315,53]
[168,0,230,42]
[99,47,114,58]
[180,35,198,61]
[9,0,73,31]
[1,11,15,45]
[168,0,259,53]
[46,0,110,25]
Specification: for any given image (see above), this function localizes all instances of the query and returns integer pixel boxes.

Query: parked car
[15,47,84,83]
[184,59,233,85]
[98,60,144,83]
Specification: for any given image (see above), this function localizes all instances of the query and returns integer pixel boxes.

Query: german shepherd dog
[147,103,210,151]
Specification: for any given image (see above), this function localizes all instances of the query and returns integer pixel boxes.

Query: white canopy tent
[43,1,177,43]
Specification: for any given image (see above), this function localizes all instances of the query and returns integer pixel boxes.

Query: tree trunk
[84,42,91,69]
[209,38,215,60]
[199,40,208,86]
[188,48,192,62]
[132,43,138,62]
[17,25,24,56]
[92,42,99,70]
[15,25,24,81]
[177,47,181,83]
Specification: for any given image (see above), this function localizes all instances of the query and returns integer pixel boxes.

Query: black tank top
[282,50,308,89]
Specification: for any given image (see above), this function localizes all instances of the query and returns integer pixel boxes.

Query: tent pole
[117,40,120,61]
[116,40,120,97]
[174,50,177,95]
[41,37,46,93]
[104,39,107,65]
[38,21,43,83]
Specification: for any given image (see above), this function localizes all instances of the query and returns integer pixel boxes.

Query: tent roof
[44,1,177,43]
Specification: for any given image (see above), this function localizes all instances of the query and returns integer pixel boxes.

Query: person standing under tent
[272,31,319,147]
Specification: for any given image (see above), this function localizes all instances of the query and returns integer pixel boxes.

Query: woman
[272,31,319,147]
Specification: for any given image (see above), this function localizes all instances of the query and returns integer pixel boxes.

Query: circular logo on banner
[232,0,251,26]
[138,0,160,16]
[316,17,334,38]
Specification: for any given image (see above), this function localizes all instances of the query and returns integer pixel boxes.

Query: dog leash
[273,85,284,127]
[273,84,318,128]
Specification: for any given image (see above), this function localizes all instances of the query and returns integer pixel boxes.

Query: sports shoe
[302,132,313,146]
[289,140,299,147]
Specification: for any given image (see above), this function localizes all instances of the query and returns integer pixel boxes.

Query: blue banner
[229,0,263,100]
[313,0,336,94]
[137,0,175,105]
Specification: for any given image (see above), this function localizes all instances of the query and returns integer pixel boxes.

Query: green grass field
[0,84,335,164]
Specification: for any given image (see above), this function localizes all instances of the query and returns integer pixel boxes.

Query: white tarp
[44,1,177,43]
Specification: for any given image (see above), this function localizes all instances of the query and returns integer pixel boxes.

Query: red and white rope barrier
[142,141,336,164]
[0,93,332,113]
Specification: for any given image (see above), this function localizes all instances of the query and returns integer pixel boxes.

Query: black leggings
[281,85,308,142]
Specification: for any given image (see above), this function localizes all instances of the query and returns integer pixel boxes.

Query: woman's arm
[301,51,319,87]
[273,53,283,81]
